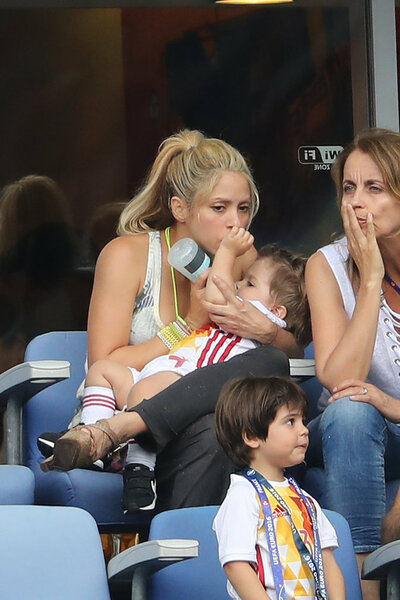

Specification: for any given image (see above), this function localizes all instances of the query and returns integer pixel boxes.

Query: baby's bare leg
[127,372,182,409]
[86,359,135,410]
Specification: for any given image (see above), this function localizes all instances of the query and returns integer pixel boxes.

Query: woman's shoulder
[99,232,155,261]
[94,233,158,281]
[307,237,348,267]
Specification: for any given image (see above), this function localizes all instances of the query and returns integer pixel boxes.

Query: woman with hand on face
[305,128,400,600]
[40,129,298,512]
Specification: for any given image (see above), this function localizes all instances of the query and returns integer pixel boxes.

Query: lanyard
[242,468,327,600]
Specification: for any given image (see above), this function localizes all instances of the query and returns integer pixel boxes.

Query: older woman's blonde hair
[117,129,259,235]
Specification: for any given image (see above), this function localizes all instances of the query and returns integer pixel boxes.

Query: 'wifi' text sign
[298,146,343,170]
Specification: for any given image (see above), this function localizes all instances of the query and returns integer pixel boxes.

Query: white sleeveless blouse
[317,237,400,409]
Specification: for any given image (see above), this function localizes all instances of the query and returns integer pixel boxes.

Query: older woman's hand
[202,274,279,344]
[341,203,384,285]
[329,378,400,423]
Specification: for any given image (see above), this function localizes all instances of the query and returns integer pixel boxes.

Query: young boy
[39,229,311,512]
[213,376,345,600]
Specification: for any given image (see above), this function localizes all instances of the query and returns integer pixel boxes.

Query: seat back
[146,505,361,600]
[21,331,152,529]
[148,505,229,600]
[23,331,87,467]
[0,465,35,504]
[0,505,110,600]
[324,509,362,599]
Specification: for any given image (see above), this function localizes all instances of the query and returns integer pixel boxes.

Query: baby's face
[236,257,275,307]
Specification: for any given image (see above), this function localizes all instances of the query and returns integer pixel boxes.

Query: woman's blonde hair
[331,127,400,288]
[117,129,259,235]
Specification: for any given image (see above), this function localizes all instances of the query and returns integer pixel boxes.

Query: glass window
[0,6,352,374]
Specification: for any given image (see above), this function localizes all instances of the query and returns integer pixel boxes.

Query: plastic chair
[0,504,195,600]
[0,331,151,532]
[108,505,362,600]
[147,505,229,600]
[362,539,400,599]
[0,505,111,600]
[324,509,362,599]
[0,464,34,504]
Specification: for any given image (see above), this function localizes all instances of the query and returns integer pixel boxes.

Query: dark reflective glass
[0,7,352,454]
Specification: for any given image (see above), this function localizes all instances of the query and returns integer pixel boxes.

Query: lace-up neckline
[380,297,400,368]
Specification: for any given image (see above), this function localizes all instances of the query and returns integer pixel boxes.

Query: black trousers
[131,346,289,511]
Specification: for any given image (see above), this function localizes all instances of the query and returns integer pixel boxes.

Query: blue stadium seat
[0,465,34,504]
[0,331,151,532]
[0,505,122,600]
[111,505,362,600]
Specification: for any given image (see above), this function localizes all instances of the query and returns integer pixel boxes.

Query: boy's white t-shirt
[213,474,338,600]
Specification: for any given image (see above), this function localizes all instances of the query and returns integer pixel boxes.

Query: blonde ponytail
[118,129,259,235]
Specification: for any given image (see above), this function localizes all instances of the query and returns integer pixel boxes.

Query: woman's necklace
[384,272,400,296]
[164,227,184,322]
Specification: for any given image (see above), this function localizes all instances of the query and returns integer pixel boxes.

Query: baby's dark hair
[257,244,311,348]
[215,376,308,468]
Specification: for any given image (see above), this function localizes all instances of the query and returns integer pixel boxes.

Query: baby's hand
[220,227,254,257]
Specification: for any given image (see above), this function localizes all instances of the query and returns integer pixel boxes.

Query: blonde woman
[40,130,299,512]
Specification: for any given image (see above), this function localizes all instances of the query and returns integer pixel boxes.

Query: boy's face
[254,403,309,475]
[236,257,275,308]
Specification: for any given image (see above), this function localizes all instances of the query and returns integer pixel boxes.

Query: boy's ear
[170,196,189,223]
[242,432,261,449]
[271,304,287,320]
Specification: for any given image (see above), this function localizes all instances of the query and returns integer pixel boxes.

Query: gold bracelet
[157,320,191,350]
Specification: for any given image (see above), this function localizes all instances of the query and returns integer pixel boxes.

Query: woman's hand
[341,203,384,286]
[329,378,400,423]
[184,268,211,331]
[202,274,279,343]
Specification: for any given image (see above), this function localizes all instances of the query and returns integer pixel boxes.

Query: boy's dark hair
[215,376,308,468]
[257,244,311,348]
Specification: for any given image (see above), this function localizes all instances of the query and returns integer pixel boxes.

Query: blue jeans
[307,398,400,552]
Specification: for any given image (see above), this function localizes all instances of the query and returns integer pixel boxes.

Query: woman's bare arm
[329,379,400,422]
[87,236,169,369]
[306,251,383,392]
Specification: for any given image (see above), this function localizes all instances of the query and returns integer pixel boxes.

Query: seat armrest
[108,538,198,600]
[362,540,400,580]
[0,360,70,464]
[0,360,70,405]
[289,358,316,380]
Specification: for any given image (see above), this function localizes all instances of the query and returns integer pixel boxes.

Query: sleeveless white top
[317,237,400,410]
[129,231,165,344]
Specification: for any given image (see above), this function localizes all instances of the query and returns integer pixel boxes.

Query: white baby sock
[81,386,117,424]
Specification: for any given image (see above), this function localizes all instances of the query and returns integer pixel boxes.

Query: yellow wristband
[157,320,191,350]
